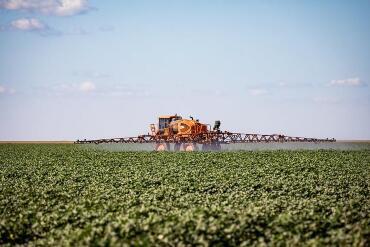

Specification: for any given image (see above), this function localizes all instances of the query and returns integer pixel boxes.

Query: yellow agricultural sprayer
[75,114,335,151]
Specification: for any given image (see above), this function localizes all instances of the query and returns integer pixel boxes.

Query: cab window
[159,118,170,130]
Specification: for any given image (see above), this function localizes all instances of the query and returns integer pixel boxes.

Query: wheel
[183,143,198,152]
[155,143,170,151]
[174,143,181,151]
[210,143,221,151]
[202,144,210,151]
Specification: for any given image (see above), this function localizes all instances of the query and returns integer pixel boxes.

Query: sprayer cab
[158,115,182,132]
[152,114,209,138]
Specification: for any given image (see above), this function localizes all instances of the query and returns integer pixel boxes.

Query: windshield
[159,118,170,130]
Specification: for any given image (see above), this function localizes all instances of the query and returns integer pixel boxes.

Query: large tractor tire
[183,143,199,152]
[174,143,181,151]
[202,143,221,151]
[155,143,170,151]
[210,143,221,151]
[202,144,210,151]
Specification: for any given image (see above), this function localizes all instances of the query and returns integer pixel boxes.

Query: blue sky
[0,0,369,140]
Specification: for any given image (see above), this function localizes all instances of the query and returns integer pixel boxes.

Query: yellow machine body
[154,115,209,139]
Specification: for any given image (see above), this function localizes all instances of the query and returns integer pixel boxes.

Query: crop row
[0,144,369,246]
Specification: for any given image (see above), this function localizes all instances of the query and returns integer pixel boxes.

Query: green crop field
[0,144,369,246]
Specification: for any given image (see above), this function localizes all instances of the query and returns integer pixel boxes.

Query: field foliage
[0,144,369,246]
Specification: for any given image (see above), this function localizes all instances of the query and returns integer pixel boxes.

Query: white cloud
[50,81,95,94]
[330,77,362,86]
[45,81,152,97]
[248,88,268,96]
[0,85,16,94]
[0,18,61,36]
[10,18,45,31]
[79,81,95,92]
[73,70,110,78]
[0,0,90,16]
